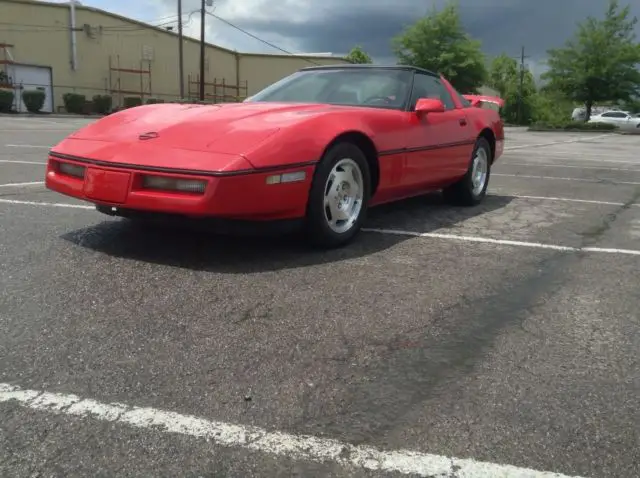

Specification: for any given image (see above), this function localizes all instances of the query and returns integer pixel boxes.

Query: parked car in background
[588,110,640,130]
[572,107,586,121]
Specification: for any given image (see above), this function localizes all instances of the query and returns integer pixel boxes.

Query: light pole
[199,0,208,101]
[178,0,184,98]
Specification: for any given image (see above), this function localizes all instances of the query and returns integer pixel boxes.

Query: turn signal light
[266,171,306,185]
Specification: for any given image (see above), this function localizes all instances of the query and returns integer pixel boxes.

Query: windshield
[245,68,413,110]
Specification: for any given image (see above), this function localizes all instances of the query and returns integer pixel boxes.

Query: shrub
[63,92,86,114]
[22,89,46,113]
[92,94,112,114]
[530,91,575,126]
[0,89,14,112]
[499,88,537,126]
[123,96,142,108]
[581,122,618,130]
[146,97,165,104]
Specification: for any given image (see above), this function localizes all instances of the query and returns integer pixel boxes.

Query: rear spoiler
[463,95,505,109]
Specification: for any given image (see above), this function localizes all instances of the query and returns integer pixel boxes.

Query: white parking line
[0,181,45,188]
[504,155,640,165]
[504,134,611,151]
[515,149,639,157]
[0,198,92,209]
[0,130,70,132]
[5,144,50,149]
[493,174,640,185]
[497,194,639,207]
[0,382,583,478]
[2,197,638,255]
[0,160,47,165]
[502,162,640,172]
[363,229,640,256]
[4,194,637,212]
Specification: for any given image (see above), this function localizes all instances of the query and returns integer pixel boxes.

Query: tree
[617,96,640,113]
[391,1,487,93]
[487,53,537,124]
[487,54,520,97]
[345,45,373,64]
[541,0,640,120]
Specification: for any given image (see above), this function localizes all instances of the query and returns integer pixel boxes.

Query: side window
[409,74,456,110]
[451,88,471,108]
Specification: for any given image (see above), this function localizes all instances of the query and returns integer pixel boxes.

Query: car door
[599,111,628,125]
[401,73,473,192]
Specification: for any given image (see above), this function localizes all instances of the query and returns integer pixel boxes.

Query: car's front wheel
[443,136,492,206]
[304,141,371,248]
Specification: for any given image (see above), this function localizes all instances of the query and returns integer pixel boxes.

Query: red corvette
[45,65,504,247]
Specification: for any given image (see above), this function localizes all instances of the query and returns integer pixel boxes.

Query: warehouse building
[0,0,348,113]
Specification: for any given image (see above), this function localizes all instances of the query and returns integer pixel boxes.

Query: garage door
[7,64,54,113]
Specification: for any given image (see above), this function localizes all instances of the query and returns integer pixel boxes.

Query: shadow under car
[61,193,515,274]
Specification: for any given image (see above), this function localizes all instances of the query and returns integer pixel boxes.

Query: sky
[47,0,640,75]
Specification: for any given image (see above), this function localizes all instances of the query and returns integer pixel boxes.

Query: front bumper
[45,154,316,221]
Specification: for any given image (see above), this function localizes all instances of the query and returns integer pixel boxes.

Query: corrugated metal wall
[0,0,348,111]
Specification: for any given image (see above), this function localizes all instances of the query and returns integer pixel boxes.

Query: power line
[205,11,321,65]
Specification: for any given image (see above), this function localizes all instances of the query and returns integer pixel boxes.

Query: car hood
[65,102,339,155]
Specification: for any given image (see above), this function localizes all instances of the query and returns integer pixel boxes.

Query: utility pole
[199,0,205,101]
[178,0,184,98]
[517,46,525,125]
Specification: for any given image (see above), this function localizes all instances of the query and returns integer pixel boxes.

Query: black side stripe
[379,139,476,157]
[48,151,318,178]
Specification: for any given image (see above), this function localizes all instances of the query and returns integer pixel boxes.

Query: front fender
[245,113,379,169]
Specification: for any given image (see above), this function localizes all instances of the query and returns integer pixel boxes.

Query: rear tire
[443,137,491,206]
[304,142,371,248]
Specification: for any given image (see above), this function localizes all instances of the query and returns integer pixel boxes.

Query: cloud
[59,0,640,65]
[151,0,640,61]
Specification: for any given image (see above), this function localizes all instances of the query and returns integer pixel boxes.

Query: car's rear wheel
[304,142,371,248]
[443,137,491,206]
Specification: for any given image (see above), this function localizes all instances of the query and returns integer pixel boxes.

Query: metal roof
[298,64,439,77]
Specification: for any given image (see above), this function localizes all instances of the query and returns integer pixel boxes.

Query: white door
[7,64,54,113]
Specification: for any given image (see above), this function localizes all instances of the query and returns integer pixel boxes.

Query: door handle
[459,118,467,126]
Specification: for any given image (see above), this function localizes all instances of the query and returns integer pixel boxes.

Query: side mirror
[470,98,482,107]
[415,98,445,114]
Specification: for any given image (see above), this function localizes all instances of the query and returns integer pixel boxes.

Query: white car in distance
[588,110,640,131]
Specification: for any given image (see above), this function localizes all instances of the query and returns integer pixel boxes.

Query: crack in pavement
[578,187,640,247]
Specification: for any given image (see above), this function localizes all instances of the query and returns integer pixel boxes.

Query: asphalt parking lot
[1,116,639,478]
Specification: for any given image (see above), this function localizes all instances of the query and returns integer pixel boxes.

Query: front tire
[304,142,371,248]
[443,137,492,206]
